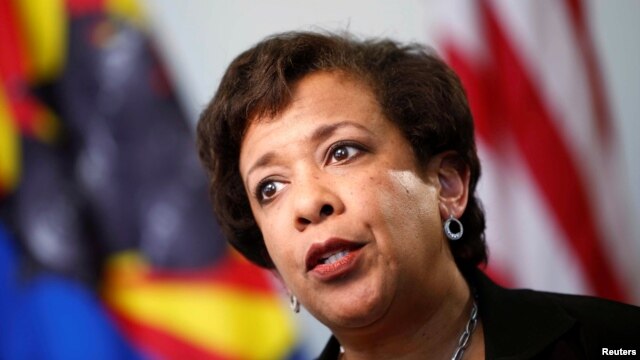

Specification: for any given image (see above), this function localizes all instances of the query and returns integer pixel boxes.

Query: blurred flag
[0,0,298,358]
[103,252,297,359]
[433,0,639,303]
[0,221,141,360]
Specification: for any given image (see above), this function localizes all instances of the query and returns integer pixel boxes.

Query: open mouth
[305,238,365,272]
[322,250,350,265]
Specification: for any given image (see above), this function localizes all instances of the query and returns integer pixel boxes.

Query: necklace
[338,301,479,360]
[451,301,479,360]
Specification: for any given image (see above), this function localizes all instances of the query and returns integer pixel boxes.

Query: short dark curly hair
[197,31,487,272]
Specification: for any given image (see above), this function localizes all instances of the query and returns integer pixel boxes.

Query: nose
[293,174,344,231]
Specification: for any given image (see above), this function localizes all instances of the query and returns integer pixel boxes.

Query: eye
[327,142,364,165]
[255,179,285,203]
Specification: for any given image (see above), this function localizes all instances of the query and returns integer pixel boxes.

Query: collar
[467,268,577,359]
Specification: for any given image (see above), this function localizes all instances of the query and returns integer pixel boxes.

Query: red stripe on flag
[483,263,513,289]
[445,2,626,301]
[0,0,30,80]
[0,0,55,139]
[109,309,234,360]
[66,0,106,16]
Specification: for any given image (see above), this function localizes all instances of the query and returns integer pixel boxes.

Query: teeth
[322,250,349,265]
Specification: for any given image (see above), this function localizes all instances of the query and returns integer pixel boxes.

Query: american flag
[432,0,639,304]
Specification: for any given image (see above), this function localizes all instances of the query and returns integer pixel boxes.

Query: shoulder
[512,288,640,336]
[532,289,640,322]
[469,268,640,358]
[512,288,640,358]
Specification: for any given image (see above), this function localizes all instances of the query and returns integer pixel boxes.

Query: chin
[320,283,391,329]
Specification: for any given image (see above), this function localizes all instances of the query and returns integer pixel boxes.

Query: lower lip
[309,247,363,281]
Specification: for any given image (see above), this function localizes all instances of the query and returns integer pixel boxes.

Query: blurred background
[0,0,638,359]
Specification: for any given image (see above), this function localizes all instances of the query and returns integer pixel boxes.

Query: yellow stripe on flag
[14,0,67,82]
[0,86,20,193]
[106,0,146,27]
[103,252,296,360]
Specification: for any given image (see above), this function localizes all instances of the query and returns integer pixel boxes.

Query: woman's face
[239,71,456,330]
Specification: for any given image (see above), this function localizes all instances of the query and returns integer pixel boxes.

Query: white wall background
[140,0,639,356]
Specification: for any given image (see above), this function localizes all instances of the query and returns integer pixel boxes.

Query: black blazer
[317,268,640,359]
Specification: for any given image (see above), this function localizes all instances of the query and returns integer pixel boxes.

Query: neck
[332,265,480,360]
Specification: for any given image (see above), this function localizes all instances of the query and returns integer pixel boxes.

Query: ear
[433,151,470,220]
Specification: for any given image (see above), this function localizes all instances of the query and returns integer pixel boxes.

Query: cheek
[262,228,290,265]
[382,170,437,222]
[255,209,296,272]
[260,215,317,294]
[261,230,301,290]
[370,170,441,253]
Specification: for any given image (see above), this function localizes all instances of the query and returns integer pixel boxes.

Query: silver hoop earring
[444,215,464,241]
[290,295,300,313]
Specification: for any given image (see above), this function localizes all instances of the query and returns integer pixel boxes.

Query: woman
[197,32,639,359]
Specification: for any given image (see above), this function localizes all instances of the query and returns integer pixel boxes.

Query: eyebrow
[245,120,372,181]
